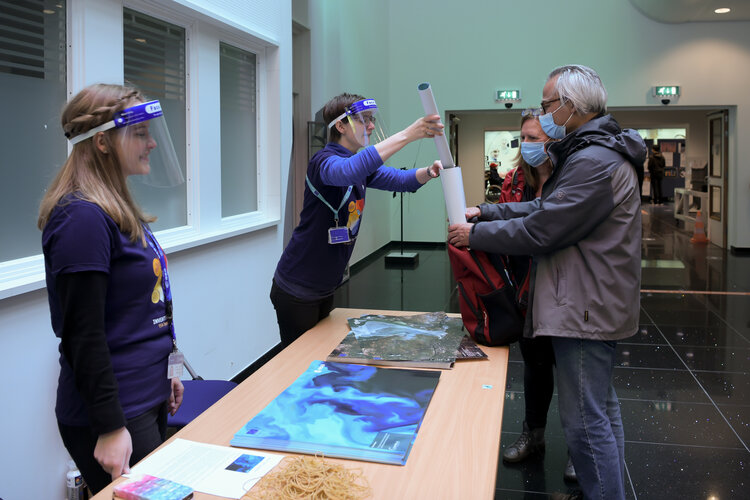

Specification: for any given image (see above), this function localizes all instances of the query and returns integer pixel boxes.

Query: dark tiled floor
[334,204,750,499]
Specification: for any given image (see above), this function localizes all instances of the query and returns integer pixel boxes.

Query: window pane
[220,42,257,217]
[0,0,66,261]
[123,8,187,230]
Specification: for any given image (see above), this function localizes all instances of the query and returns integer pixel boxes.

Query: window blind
[123,7,188,231]
[0,0,65,80]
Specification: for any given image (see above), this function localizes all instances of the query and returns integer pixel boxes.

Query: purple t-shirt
[274,142,422,300]
[43,198,172,426]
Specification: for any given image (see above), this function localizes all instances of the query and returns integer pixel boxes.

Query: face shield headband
[69,100,185,187]
[327,98,388,148]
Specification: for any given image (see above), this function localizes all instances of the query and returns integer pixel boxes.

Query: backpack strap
[511,168,524,200]
[468,249,513,290]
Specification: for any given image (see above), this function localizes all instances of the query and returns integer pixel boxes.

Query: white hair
[548,65,607,115]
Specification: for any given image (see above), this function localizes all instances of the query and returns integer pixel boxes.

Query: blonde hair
[513,113,544,191]
[38,83,155,244]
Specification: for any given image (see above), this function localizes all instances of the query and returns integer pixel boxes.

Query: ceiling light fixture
[714,8,731,14]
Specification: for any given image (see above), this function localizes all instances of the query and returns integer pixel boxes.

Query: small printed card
[123,439,283,499]
[113,474,193,500]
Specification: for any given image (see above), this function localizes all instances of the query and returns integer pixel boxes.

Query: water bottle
[66,460,86,500]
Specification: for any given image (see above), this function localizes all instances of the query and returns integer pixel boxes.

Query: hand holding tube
[374,114,444,162]
[465,206,481,220]
[417,160,443,184]
[448,222,473,248]
[427,160,443,178]
[404,114,444,142]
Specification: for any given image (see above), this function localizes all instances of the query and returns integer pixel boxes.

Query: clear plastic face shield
[327,98,389,148]
[69,100,185,187]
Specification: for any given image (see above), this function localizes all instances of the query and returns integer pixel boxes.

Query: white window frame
[123,2,194,233]
[217,30,265,226]
[0,0,281,299]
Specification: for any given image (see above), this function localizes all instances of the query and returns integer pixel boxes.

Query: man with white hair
[448,65,646,500]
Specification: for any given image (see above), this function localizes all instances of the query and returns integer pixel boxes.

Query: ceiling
[628,0,750,23]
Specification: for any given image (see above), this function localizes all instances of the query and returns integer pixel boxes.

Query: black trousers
[519,335,556,430]
[652,176,664,203]
[270,279,335,348]
[58,401,167,494]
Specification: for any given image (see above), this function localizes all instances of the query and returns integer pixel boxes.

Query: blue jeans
[550,337,625,500]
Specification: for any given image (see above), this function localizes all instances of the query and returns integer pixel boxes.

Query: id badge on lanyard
[306,176,353,245]
[144,225,184,379]
[328,223,351,244]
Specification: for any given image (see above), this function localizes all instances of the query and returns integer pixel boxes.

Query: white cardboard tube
[418,82,455,168]
[440,167,467,224]
[418,83,466,224]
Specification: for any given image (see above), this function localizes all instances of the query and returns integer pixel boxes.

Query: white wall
[0,289,65,500]
[309,0,750,254]
[308,1,403,264]
[0,1,292,499]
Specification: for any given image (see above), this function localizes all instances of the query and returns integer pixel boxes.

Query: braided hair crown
[62,84,142,142]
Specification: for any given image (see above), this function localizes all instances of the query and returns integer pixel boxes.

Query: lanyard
[143,225,176,347]
[306,175,352,226]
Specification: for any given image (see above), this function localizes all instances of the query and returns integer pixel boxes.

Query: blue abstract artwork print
[230,361,440,465]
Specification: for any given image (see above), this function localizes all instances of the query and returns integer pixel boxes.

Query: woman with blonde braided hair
[39,83,184,493]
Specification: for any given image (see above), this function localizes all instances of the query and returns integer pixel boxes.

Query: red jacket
[499,167,526,203]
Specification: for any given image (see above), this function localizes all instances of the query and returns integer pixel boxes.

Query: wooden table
[94,308,509,499]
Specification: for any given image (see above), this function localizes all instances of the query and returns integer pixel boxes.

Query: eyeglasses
[359,114,377,125]
[521,108,543,117]
[540,98,561,113]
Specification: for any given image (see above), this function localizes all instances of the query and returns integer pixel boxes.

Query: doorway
[450,107,731,247]
[290,21,311,241]
[707,110,728,248]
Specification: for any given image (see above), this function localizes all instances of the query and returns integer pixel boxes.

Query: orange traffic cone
[690,210,709,244]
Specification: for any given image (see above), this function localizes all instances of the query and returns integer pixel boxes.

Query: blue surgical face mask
[539,102,572,140]
[520,141,549,168]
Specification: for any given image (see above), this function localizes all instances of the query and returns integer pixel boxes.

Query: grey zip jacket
[469,114,646,340]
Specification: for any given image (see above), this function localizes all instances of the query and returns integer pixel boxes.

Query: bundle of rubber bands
[243,455,372,500]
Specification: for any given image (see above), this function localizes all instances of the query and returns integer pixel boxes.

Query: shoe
[502,421,545,463]
[563,455,578,482]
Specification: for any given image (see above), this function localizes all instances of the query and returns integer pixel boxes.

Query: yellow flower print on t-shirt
[347,198,365,236]
[151,258,164,304]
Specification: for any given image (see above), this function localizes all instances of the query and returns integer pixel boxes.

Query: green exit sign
[654,86,680,97]
[495,89,521,101]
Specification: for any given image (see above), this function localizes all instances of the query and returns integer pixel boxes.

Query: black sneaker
[502,421,545,463]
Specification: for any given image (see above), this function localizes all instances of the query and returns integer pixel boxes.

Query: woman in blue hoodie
[271,93,443,346]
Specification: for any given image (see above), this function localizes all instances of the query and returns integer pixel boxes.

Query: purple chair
[167,357,237,428]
